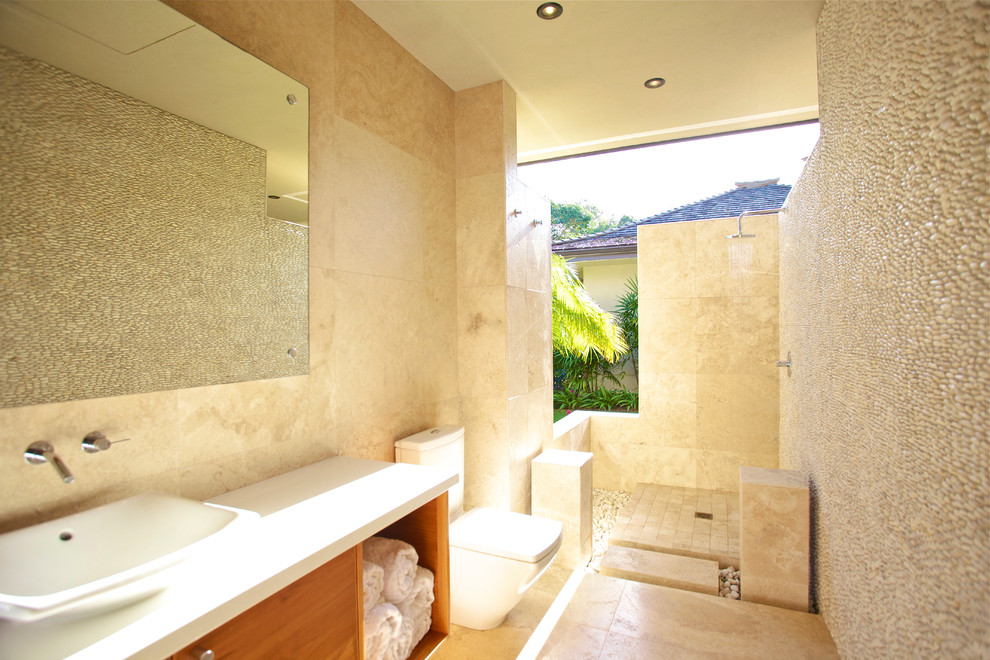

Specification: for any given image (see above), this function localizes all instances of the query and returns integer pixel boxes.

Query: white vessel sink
[0,492,257,622]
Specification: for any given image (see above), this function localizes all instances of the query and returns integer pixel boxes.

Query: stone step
[600,545,719,596]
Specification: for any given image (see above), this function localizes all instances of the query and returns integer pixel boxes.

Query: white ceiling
[353,0,823,162]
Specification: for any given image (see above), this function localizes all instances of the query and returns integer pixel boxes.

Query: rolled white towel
[383,610,415,660]
[364,602,402,660]
[363,561,385,612]
[363,537,419,603]
[399,566,435,615]
[391,566,434,658]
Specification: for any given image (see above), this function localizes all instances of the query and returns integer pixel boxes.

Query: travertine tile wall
[0,1,465,532]
[779,1,989,656]
[592,215,780,492]
[455,81,552,513]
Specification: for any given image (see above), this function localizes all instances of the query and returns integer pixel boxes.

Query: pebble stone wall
[0,46,308,407]
[779,1,989,657]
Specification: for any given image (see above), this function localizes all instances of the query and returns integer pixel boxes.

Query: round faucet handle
[82,431,129,453]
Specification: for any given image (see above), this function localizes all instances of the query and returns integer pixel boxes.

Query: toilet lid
[449,507,562,563]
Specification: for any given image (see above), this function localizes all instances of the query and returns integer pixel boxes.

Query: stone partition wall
[455,81,552,514]
[592,215,780,492]
[779,1,988,656]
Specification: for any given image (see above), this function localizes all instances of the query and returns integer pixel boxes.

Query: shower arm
[727,207,785,239]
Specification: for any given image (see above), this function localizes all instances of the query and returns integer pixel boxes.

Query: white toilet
[395,425,562,630]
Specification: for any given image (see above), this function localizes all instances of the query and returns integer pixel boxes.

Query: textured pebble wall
[0,46,308,407]
[779,1,989,656]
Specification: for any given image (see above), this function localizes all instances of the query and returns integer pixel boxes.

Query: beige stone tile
[335,273,457,425]
[457,285,508,399]
[421,162,457,286]
[619,445,697,492]
[523,183,552,293]
[507,286,529,398]
[460,396,509,510]
[528,387,554,450]
[454,81,512,179]
[433,565,570,660]
[334,0,454,173]
[695,215,778,299]
[696,373,778,454]
[308,267,335,380]
[505,177,529,290]
[640,297,697,374]
[695,450,778,492]
[0,386,182,532]
[597,630,719,660]
[537,621,607,660]
[456,174,507,287]
[695,296,779,377]
[508,393,539,514]
[307,119,335,271]
[601,546,719,596]
[740,468,810,609]
[333,116,426,281]
[610,581,765,651]
[558,574,627,631]
[526,289,552,392]
[637,374,696,448]
[743,576,810,612]
[176,376,310,467]
[532,450,593,567]
[639,222,696,299]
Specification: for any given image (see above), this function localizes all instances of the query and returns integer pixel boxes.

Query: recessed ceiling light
[537,2,562,20]
[644,77,666,89]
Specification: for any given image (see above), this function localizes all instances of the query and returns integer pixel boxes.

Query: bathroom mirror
[0,0,309,408]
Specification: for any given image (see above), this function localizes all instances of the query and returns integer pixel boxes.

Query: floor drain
[695,512,713,520]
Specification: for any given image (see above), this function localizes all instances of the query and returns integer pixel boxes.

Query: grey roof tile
[553,183,791,252]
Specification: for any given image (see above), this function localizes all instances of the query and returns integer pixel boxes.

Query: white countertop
[0,456,457,660]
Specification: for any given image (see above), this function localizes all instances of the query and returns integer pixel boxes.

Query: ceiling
[353,0,823,162]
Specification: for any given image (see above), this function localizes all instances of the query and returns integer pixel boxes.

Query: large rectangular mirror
[0,0,309,408]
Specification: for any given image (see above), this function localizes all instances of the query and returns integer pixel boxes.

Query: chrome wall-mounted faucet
[24,441,75,484]
[81,431,130,453]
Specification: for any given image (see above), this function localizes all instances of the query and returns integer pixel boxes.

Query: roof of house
[552,180,791,256]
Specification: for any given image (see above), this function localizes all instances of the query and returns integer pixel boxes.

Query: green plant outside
[553,387,639,413]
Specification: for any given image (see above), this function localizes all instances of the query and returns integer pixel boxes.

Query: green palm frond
[551,254,627,362]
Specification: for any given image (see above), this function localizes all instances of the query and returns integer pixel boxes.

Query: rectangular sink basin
[0,492,258,622]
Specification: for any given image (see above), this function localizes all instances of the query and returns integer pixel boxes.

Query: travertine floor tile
[431,565,571,660]
[537,621,607,660]
[610,482,740,568]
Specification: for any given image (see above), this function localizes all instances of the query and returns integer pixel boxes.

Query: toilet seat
[450,507,562,563]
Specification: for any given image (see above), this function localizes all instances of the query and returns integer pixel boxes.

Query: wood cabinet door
[175,547,360,660]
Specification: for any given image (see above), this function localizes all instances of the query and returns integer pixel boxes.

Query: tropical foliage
[551,201,634,241]
[551,254,626,362]
[551,256,638,416]
[614,276,639,381]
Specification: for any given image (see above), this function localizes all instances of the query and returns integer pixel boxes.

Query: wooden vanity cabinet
[173,493,449,660]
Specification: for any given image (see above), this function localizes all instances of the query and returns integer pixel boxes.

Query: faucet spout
[24,441,75,484]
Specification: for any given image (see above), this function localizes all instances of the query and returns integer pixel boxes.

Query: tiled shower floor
[609,483,740,568]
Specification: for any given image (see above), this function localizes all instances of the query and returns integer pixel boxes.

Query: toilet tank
[395,425,464,519]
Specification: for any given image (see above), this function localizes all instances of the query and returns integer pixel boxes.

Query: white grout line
[515,567,589,660]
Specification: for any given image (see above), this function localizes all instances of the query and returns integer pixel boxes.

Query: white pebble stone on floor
[718,566,741,599]
[588,489,631,572]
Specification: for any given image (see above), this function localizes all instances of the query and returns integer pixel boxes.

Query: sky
[518,122,821,222]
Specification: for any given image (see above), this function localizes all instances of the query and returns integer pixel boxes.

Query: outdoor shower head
[726,207,785,239]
